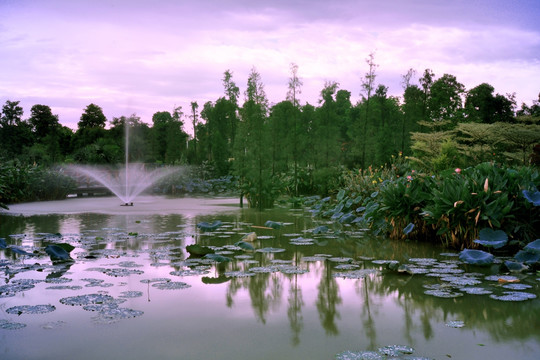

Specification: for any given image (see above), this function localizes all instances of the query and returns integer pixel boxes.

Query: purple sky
[1,0,539,134]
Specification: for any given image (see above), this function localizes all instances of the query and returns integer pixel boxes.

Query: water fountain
[66,121,177,205]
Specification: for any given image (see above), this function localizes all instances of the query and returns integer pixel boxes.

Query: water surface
[1,196,539,360]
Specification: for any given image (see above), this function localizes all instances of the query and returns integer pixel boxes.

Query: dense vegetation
[1,56,539,245]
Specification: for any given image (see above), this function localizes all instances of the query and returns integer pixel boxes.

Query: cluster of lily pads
[336,344,432,360]
[1,205,539,335]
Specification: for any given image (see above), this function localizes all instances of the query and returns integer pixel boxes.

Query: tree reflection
[287,273,304,346]
[316,259,342,335]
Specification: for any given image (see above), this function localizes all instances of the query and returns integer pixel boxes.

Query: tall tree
[190,101,199,160]
[0,100,32,158]
[315,81,340,168]
[286,63,303,196]
[360,52,378,168]
[235,67,274,209]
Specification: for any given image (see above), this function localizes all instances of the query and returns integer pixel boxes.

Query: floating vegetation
[118,261,144,268]
[440,276,482,286]
[489,291,537,301]
[256,247,286,253]
[170,269,210,277]
[485,275,520,282]
[335,350,384,360]
[336,344,431,360]
[301,256,329,262]
[0,319,26,330]
[151,281,192,290]
[278,266,309,275]
[334,264,360,270]
[502,283,532,290]
[103,268,144,277]
[0,282,36,297]
[140,278,171,284]
[6,304,56,315]
[289,237,315,245]
[46,285,83,291]
[224,271,256,278]
[45,277,73,284]
[446,320,465,328]
[60,293,117,306]
[249,266,279,273]
[378,344,414,356]
[333,269,377,279]
[424,289,463,298]
[81,278,114,288]
[329,257,353,263]
[459,287,493,295]
[119,291,144,298]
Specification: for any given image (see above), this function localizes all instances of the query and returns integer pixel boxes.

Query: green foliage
[379,172,434,240]
[422,163,539,247]
[0,162,77,205]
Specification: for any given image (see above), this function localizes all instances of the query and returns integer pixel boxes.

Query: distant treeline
[1,59,539,208]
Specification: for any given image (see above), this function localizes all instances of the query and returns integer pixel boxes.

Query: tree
[315,81,340,168]
[78,103,107,129]
[234,67,275,209]
[464,83,514,123]
[427,74,465,124]
[286,63,303,196]
[360,52,378,168]
[419,68,434,121]
[1,100,24,126]
[0,100,32,159]
[72,103,108,152]
[29,104,60,139]
[401,69,422,154]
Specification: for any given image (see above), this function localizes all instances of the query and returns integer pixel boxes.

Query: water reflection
[0,203,539,360]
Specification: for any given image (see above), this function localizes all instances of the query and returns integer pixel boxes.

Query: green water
[0,196,539,360]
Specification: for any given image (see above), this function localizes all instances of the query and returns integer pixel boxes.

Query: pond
[1,195,539,360]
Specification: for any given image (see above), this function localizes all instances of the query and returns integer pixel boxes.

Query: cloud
[1,0,539,133]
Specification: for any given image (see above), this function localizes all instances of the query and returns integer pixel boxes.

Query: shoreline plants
[305,159,540,254]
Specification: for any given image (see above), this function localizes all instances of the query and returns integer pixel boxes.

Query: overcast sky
[1,0,539,134]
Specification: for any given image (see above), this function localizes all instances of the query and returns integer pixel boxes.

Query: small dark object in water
[121,202,134,206]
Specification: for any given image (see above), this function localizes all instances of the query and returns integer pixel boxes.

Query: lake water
[1,196,539,360]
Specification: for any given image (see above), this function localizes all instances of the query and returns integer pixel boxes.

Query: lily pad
[446,320,465,328]
[186,244,215,257]
[403,223,414,235]
[0,319,26,330]
[60,293,116,306]
[204,253,232,262]
[522,189,540,206]
[256,247,286,253]
[378,345,414,356]
[6,304,56,315]
[335,350,384,360]
[45,245,73,262]
[152,281,191,290]
[264,220,282,229]
[490,291,537,301]
[514,250,540,265]
[312,225,329,234]
[473,228,508,249]
[196,220,222,232]
[458,249,494,266]
[523,239,540,255]
[234,240,255,251]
